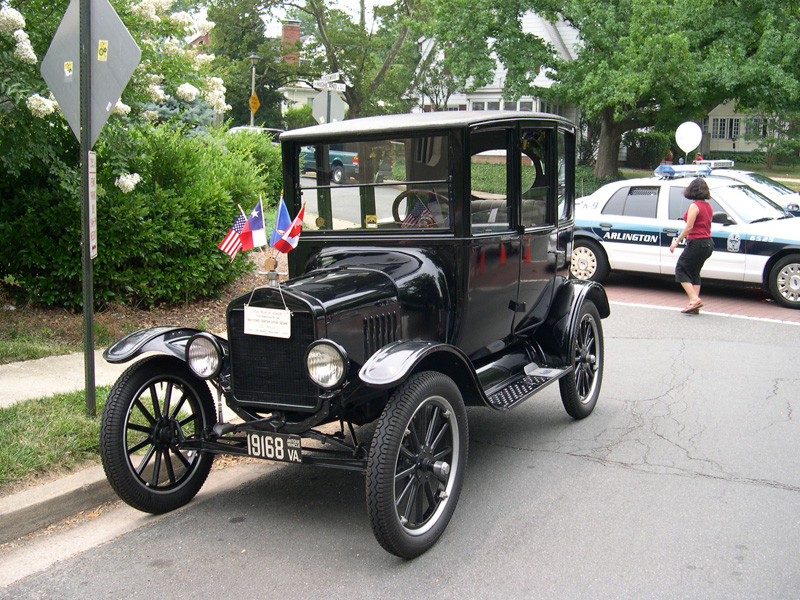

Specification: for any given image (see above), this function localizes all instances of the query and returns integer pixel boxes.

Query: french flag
[271,202,305,254]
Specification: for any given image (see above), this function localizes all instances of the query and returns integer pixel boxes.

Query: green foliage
[1,123,281,308]
[576,164,623,197]
[0,387,110,488]
[623,130,671,170]
[283,104,315,130]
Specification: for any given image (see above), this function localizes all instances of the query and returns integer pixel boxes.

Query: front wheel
[559,301,604,419]
[768,255,800,309]
[571,239,610,282]
[100,355,217,514]
[366,372,468,558]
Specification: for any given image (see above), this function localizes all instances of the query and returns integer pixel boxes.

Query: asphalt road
[2,302,799,599]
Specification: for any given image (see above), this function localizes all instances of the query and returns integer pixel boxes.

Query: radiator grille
[364,312,398,357]
[228,309,318,411]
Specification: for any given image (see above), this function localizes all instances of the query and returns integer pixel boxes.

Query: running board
[486,366,570,410]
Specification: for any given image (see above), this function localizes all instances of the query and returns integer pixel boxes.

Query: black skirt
[675,238,713,285]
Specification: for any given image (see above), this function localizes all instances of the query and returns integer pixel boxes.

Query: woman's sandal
[680,299,704,314]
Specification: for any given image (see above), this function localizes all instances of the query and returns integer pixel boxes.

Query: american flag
[401,199,436,229]
[218,213,246,260]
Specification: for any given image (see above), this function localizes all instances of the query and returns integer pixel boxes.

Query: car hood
[730,216,800,243]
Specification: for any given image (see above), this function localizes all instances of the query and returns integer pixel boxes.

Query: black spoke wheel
[559,301,604,419]
[100,356,216,514]
[366,372,468,558]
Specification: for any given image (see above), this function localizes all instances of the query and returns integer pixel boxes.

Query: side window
[557,130,572,221]
[668,186,728,221]
[601,187,630,215]
[602,186,657,218]
[520,128,551,228]
[470,128,510,233]
[623,187,658,218]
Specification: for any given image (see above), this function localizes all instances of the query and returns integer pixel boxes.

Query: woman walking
[670,178,714,314]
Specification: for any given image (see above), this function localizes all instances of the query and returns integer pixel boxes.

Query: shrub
[0,123,282,308]
[623,131,671,170]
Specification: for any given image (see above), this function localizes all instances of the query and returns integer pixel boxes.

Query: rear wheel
[571,239,609,282]
[331,164,345,184]
[366,372,468,558]
[559,301,604,419]
[100,355,216,514]
[768,254,800,309]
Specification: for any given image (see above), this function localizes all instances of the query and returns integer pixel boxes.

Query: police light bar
[697,159,735,169]
[654,164,712,178]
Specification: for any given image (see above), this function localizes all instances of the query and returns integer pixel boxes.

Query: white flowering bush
[114,172,142,193]
[0,6,25,33]
[175,82,199,102]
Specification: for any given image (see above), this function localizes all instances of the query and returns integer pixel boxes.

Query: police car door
[598,185,661,273]
[660,185,746,279]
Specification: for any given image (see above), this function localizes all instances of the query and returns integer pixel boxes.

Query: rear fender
[102,327,225,364]
[359,340,486,407]
[536,280,610,367]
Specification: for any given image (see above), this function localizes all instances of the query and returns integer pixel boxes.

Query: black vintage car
[100,112,610,558]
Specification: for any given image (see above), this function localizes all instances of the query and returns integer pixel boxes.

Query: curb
[0,465,114,545]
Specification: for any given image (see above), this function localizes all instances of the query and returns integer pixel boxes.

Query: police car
[571,165,800,308]
[700,160,800,216]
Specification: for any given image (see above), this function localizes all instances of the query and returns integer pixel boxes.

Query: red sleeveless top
[683,200,712,239]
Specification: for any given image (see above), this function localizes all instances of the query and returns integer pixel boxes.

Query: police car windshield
[739,172,795,196]
[712,185,787,224]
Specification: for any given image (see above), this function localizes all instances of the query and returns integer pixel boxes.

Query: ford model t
[100,112,610,558]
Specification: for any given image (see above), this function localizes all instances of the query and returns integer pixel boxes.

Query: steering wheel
[392,189,449,224]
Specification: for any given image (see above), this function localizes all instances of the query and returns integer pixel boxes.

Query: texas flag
[240,198,266,251]
[272,202,305,254]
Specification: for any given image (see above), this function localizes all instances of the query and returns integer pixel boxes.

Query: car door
[595,185,661,274]
[659,185,746,280]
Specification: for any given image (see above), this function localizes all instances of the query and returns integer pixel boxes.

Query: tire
[331,164,345,184]
[366,372,468,558]
[100,355,217,514]
[570,239,610,282]
[768,254,800,309]
[559,301,604,419]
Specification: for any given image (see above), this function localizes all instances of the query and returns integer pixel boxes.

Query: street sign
[312,90,346,124]
[249,92,260,114]
[41,0,141,148]
[319,71,339,83]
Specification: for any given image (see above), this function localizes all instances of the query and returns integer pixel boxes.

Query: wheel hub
[789,274,800,292]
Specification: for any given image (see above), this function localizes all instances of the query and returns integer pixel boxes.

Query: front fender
[102,327,226,364]
[359,340,485,402]
[536,279,610,367]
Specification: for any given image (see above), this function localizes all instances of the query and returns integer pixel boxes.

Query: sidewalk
[0,351,235,545]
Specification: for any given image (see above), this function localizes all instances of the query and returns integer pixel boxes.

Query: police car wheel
[559,301,603,419]
[768,254,800,309]
[570,239,609,282]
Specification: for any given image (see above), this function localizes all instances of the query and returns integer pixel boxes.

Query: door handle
[599,222,613,228]
[663,228,679,235]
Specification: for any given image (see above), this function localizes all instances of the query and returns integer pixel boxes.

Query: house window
[472,101,485,110]
[487,101,500,110]
[504,101,517,111]
[519,101,533,112]
[711,118,741,140]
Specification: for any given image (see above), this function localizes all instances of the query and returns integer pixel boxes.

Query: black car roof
[280,110,574,142]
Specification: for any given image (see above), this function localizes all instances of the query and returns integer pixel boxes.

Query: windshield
[297,135,451,232]
[712,184,788,223]
[739,172,795,197]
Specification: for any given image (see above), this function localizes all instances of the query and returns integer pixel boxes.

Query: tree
[261,0,429,118]
[207,0,285,127]
[430,0,800,177]
[743,112,800,170]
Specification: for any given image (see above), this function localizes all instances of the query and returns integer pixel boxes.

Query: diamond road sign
[41,0,141,148]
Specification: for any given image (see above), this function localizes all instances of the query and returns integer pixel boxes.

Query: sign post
[41,0,140,416]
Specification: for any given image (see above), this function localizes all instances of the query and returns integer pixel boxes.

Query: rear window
[601,186,658,218]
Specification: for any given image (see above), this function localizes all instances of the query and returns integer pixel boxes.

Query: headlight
[787,203,799,213]
[185,334,223,379]
[305,340,348,389]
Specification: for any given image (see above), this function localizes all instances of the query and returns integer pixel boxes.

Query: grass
[0,387,110,491]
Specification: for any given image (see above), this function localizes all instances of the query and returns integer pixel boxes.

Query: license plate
[246,431,302,463]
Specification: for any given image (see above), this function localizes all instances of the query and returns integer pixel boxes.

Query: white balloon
[675,121,702,153]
